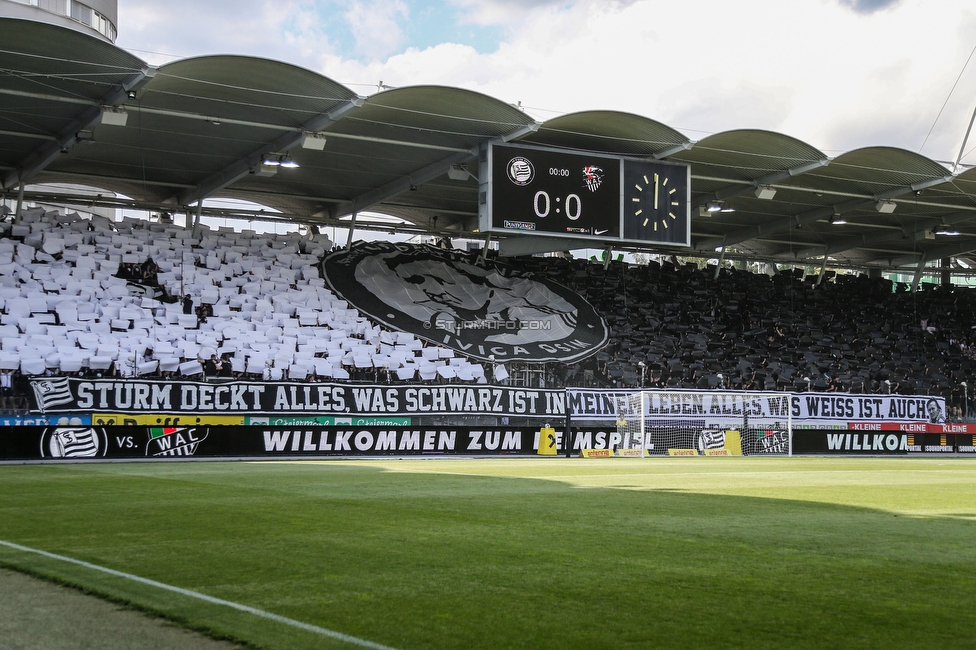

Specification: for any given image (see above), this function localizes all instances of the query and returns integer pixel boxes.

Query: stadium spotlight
[261,153,299,169]
[876,200,897,213]
[448,164,474,181]
[829,213,847,225]
[301,132,327,150]
[100,106,127,127]
[706,202,722,212]
[755,185,776,200]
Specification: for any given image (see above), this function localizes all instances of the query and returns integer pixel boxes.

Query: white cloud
[344,0,410,60]
[117,0,976,165]
[117,0,339,66]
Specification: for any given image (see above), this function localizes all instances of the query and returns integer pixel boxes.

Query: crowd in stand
[517,255,975,413]
[0,208,490,412]
[2,207,976,415]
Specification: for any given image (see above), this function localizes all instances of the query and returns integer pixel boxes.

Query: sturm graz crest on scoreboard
[323,242,609,363]
[507,156,534,186]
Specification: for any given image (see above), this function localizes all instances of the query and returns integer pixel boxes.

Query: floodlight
[100,106,127,127]
[448,164,473,181]
[829,214,846,225]
[301,132,327,150]
[706,202,722,212]
[755,185,776,200]
[876,200,896,213]
[260,153,299,169]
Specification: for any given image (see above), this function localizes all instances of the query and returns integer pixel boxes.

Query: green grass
[1,457,975,649]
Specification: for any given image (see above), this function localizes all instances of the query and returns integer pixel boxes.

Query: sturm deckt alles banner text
[568,390,947,425]
[28,380,946,426]
[30,379,570,418]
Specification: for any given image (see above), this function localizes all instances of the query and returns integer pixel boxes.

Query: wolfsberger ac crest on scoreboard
[323,242,609,363]
[480,142,691,246]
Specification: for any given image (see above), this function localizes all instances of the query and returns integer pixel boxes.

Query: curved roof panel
[5,17,976,271]
[524,110,689,157]
[149,55,358,126]
[670,129,827,184]
[798,146,951,197]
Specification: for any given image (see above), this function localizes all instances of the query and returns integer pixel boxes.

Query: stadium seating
[517,255,974,401]
[3,207,974,412]
[0,209,488,394]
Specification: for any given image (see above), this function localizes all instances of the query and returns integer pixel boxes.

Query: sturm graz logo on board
[507,157,534,186]
[39,427,108,458]
[323,242,609,363]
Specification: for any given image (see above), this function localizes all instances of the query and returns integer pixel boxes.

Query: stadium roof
[3,16,976,273]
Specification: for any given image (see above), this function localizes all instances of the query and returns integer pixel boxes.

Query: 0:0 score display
[483,142,691,246]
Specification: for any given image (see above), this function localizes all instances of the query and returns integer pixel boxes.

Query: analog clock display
[622,159,690,245]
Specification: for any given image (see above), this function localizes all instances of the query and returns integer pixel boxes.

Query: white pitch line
[0,540,398,650]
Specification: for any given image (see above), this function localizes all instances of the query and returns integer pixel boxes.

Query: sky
[114,0,976,167]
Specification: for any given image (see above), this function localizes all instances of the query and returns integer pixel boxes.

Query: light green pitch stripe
[0,540,398,650]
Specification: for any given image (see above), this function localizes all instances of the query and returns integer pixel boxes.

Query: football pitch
[1,457,975,649]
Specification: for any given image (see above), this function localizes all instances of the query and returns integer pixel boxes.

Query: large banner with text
[28,379,946,428]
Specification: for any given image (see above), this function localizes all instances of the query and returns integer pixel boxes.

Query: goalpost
[614,390,793,457]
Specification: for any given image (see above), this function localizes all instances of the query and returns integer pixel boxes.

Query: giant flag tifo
[323,242,609,363]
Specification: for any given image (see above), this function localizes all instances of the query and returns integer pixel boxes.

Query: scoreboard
[479,142,691,246]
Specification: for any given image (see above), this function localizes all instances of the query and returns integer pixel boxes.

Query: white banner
[569,390,947,426]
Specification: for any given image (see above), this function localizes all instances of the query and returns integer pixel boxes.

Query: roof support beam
[694,175,953,252]
[791,211,976,260]
[911,259,927,291]
[881,239,976,268]
[653,141,695,159]
[0,129,57,142]
[698,158,831,204]
[323,121,541,220]
[170,97,364,206]
[326,150,476,219]
[0,88,94,107]
[1,66,156,191]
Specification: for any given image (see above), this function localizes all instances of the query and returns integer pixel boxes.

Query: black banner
[322,242,609,363]
[793,430,909,455]
[1,426,633,460]
[29,378,570,417]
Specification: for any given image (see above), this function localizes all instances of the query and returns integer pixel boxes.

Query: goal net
[614,390,792,456]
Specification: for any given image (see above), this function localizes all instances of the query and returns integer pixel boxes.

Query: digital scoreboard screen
[480,142,690,246]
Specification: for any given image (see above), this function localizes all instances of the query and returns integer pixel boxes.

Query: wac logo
[146,427,209,457]
[39,427,107,458]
